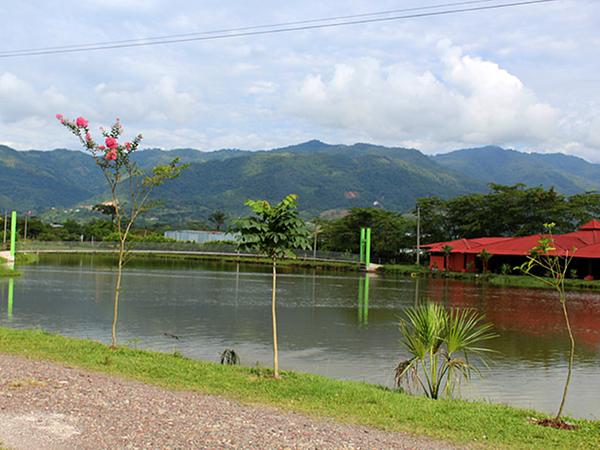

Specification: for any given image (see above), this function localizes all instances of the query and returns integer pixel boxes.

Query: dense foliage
[317,208,415,262]
[418,184,600,243]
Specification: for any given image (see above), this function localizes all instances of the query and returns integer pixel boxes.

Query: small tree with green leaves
[208,210,227,231]
[477,248,492,273]
[235,194,311,378]
[442,245,453,272]
[58,114,187,347]
[518,223,576,424]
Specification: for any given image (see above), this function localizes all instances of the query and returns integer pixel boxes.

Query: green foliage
[235,194,312,259]
[208,210,227,231]
[318,208,414,262]
[418,184,600,242]
[395,303,496,399]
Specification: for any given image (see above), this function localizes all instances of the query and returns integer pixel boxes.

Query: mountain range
[1,141,599,222]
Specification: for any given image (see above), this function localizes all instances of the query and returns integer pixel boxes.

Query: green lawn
[0,327,598,449]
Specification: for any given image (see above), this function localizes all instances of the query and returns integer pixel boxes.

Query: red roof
[426,219,600,258]
[579,219,600,230]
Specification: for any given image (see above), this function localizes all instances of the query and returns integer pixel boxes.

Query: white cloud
[94,77,199,123]
[0,72,70,122]
[287,41,562,152]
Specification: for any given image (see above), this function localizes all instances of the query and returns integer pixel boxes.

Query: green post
[365,227,371,269]
[7,277,14,319]
[359,227,365,264]
[10,211,16,259]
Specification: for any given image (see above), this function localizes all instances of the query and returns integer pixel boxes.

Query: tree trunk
[272,259,279,378]
[556,299,575,419]
[111,240,125,348]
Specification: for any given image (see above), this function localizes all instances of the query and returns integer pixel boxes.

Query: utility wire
[0,1,502,55]
[0,0,558,58]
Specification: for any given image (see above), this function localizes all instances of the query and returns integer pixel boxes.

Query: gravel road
[0,353,456,449]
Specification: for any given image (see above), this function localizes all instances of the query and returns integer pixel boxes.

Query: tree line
[417,184,600,243]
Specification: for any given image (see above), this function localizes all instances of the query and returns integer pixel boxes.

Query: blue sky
[1,0,599,161]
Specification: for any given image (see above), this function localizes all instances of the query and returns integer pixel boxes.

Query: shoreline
[0,327,598,449]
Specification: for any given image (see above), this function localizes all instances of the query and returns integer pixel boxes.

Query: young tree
[208,210,227,231]
[477,248,492,273]
[442,245,453,272]
[58,114,186,347]
[235,194,311,378]
[518,223,576,424]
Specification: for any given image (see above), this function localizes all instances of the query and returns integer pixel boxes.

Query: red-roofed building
[426,220,600,279]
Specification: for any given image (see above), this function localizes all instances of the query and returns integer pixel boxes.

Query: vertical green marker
[357,276,364,323]
[10,211,16,259]
[359,227,365,264]
[365,227,371,269]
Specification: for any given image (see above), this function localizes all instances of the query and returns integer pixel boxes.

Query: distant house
[424,219,600,279]
[164,230,239,244]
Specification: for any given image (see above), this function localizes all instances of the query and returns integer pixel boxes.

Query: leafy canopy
[235,194,312,259]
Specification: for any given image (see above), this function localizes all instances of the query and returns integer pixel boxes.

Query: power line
[0,1,502,55]
[0,0,558,58]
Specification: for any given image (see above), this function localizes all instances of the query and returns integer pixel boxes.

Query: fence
[17,241,359,263]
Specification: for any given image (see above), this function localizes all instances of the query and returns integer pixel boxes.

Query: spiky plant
[394,303,496,399]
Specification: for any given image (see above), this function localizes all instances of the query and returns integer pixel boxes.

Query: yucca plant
[394,303,496,399]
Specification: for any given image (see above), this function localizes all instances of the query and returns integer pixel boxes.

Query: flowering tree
[57,114,186,347]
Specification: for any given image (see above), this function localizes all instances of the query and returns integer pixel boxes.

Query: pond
[1,254,599,419]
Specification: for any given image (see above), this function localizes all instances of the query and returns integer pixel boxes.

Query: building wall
[164,230,239,244]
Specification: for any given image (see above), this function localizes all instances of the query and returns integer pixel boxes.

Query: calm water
[1,254,599,419]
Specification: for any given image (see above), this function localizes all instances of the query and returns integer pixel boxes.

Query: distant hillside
[151,141,485,218]
[0,145,104,211]
[433,146,600,194]
[1,141,599,222]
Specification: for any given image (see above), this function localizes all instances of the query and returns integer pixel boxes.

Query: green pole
[7,277,14,319]
[359,228,365,264]
[10,211,16,259]
[363,275,369,325]
[365,227,371,269]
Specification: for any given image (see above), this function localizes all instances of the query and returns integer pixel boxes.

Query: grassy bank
[380,264,600,291]
[0,328,598,449]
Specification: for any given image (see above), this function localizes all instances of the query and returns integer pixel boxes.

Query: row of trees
[418,184,600,243]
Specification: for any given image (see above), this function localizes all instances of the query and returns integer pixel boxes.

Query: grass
[0,256,20,277]
[380,264,600,291]
[0,327,598,449]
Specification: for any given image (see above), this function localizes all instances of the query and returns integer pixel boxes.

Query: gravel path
[0,353,456,449]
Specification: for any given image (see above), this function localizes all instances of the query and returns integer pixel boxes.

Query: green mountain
[1,141,598,221]
[0,145,104,211]
[433,146,600,194]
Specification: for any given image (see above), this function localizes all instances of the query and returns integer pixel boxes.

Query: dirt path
[0,353,456,449]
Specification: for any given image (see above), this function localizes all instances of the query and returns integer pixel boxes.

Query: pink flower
[98,145,106,150]
[105,137,118,149]
[85,132,92,141]
[76,116,88,128]
[124,141,132,150]
[104,149,118,161]
[55,114,63,121]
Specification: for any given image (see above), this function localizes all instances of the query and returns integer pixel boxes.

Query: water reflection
[357,275,369,325]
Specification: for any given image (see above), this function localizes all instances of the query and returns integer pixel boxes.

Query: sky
[1,0,599,161]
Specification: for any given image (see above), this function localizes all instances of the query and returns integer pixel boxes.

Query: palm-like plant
[395,303,496,399]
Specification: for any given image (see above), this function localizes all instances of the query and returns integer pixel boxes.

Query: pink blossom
[105,137,118,149]
[124,141,132,150]
[76,116,88,128]
[55,114,63,121]
[104,149,118,161]
[98,145,106,150]
[85,132,92,141]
